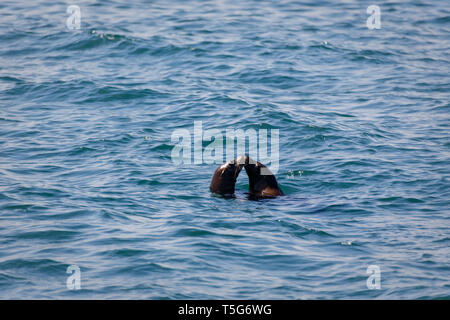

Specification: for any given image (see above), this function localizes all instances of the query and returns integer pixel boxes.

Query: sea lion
[210,155,283,198]
[209,156,245,196]
[243,156,284,198]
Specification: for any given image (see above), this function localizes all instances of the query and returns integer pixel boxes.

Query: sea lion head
[209,157,245,195]
[244,156,284,198]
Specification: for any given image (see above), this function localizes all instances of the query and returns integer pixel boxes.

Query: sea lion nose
[236,155,248,166]
[242,155,259,167]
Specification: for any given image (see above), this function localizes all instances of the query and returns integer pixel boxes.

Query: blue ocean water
[0,0,449,299]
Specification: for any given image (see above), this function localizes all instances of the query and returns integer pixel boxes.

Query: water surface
[0,0,449,299]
